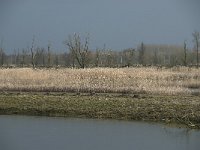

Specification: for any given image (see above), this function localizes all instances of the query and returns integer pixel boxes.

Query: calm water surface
[0,115,199,150]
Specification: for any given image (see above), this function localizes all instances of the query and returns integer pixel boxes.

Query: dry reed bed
[0,67,200,94]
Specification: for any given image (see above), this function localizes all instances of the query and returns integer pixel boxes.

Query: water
[0,115,199,150]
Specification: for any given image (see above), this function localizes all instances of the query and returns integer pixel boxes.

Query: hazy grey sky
[0,0,200,52]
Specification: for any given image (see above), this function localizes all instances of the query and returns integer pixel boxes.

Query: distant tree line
[0,31,199,68]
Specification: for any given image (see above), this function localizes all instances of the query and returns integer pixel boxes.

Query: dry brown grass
[0,67,200,94]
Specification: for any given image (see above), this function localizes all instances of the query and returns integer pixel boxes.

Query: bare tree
[47,42,51,67]
[95,49,100,67]
[106,49,115,67]
[55,53,59,67]
[0,39,5,67]
[153,49,158,65]
[16,49,20,66]
[183,40,187,66]
[42,48,45,67]
[0,48,5,67]
[30,36,36,69]
[21,48,28,67]
[35,47,45,67]
[64,33,90,68]
[122,48,135,67]
[138,42,145,65]
[192,31,200,68]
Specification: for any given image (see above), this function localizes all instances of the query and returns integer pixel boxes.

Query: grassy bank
[0,92,199,129]
[0,67,199,95]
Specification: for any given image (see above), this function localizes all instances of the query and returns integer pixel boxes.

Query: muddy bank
[0,92,199,129]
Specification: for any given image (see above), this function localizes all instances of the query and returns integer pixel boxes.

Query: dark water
[0,115,199,150]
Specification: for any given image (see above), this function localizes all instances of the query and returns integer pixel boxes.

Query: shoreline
[0,92,199,129]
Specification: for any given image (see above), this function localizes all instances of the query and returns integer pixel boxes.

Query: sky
[0,0,200,53]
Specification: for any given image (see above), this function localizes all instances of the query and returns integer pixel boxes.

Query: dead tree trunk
[30,37,36,69]
[193,31,200,68]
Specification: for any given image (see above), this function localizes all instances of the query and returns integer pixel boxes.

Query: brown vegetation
[0,67,199,95]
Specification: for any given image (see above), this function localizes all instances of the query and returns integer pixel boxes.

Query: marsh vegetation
[0,92,200,129]
[0,67,199,95]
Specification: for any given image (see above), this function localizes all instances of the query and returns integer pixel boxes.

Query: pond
[0,115,199,150]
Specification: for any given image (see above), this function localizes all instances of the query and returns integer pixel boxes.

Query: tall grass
[0,67,199,94]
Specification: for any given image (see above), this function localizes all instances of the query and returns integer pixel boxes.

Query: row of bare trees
[63,32,200,68]
[0,31,199,68]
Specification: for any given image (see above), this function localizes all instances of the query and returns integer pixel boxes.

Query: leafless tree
[22,48,28,67]
[55,53,59,67]
[106,50,114,67]
[95,49,100,67]
[64,33,90,68]
[35,47,45,67]
[42,48,45,67]
[47,42,51,67]
[16,49,20,66]
[138,42,145,65]
[183,40,187,66]
[153,49,158,65]
[0,48,5,67]
[30,36,36,69]
[192,31,200,68]
[122,48,135,67]
[0,39,5,67]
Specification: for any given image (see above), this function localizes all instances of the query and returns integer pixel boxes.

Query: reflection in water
[163,126,200,150]
[0,115,199,150]
[163,127,191,138]
[163,127,192,150]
